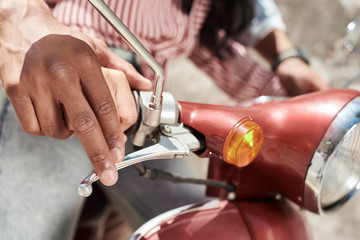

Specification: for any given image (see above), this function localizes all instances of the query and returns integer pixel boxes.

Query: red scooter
[79,1,360,239]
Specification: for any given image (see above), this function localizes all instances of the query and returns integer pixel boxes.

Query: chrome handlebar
[88,0,165,146]
[88,0,164,110]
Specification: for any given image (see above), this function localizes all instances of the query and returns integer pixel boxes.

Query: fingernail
[111,148,123,163]
[101,169,116,186]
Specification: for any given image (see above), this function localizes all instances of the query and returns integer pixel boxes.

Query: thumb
[93,39,152,91]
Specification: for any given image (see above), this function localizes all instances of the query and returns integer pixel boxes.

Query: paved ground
[167,1,360,239]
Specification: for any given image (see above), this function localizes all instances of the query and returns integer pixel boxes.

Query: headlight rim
[303,96,360,215]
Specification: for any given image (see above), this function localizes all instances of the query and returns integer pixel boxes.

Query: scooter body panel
[179,89,360,205]
[131,199,309,240]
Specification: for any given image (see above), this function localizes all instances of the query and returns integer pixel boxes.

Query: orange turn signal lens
[223,118,264,167]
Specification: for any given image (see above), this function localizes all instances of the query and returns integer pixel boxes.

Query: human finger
[31,94,73,139]
[102,67,138,131]
[79,59,125,164]
[4,83,42,136]
[92,39,152,90]
[63,92,118,186]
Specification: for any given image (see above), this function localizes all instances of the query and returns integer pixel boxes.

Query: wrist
[271,48,310,72]
[254,30,295,62]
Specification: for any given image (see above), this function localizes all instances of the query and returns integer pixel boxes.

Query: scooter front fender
[131,199,310,240]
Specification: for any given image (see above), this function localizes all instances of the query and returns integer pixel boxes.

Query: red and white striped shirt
[50,0,286,101]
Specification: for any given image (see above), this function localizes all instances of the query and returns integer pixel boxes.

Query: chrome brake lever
[78,125,202,197]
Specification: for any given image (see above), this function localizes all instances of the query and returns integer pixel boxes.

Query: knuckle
[39,112,69,138]
[94,100,115,117]
[56,131,74,140]
[117,71,127,81]
[22,124,41,136]
[77,52,99,70]
[4,83,21,98]
[123,134,128,143]
[63,35,92,53]
[41,125,61,138]
[93,39,107,51]
[104,132,122,144]
[73,41,97,61]
[123,62,137,75]
[77,48,95,62]
[8,96,32,114]
[121,110,138,128]
[72,114,97,135]
[89,150,107,165]
[93,39,106,53]
[46,60,75,81]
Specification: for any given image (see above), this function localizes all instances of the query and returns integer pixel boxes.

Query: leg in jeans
[0,91,92,240]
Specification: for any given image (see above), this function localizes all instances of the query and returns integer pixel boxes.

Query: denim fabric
[0,90,92,240]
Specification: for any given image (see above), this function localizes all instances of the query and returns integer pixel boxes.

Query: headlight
[304,96,360,214]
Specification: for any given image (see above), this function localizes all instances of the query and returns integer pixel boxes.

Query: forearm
[0,0,51,24]
[254,29,331,95]
[0,0,55,43]
[0,0,64,86]
[253,29,294,64]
